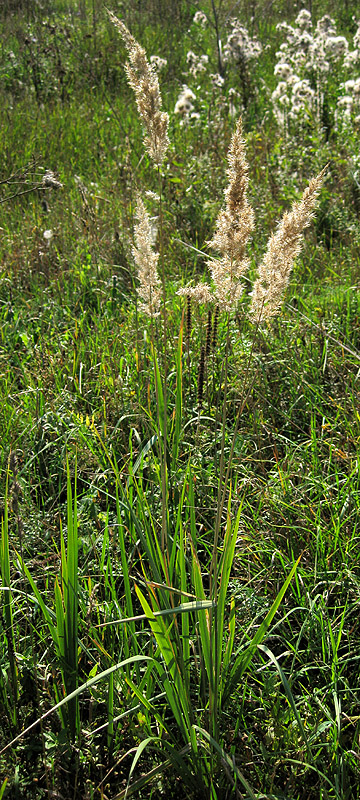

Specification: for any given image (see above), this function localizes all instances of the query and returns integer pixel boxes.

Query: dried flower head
[42,170,63,189]
[250,168,326,322]
[193,10,207,28]
[177,283,212,304]
[133,197,162,316]
[174,85,196,117]
[206,117,255,310]
[108,11,169,166]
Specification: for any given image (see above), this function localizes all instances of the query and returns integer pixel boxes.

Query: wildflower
[193,11,207,28]
[43,229,53,244]
[108,11,169,166]
[335,95,353,127]
[316,15,336,36]
[250,168,326,322]
[295,9,312,31]
[210,73,225,89]
[132,197,162,316]
[325,35,348,59]
[274,62,293,80]
[186,51,208,78]
[174,86,196,118]
[223,20,262,63]
[207,117,255,311]
[149,55,167,71]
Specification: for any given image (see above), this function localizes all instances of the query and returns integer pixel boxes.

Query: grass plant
[1,2,360,799]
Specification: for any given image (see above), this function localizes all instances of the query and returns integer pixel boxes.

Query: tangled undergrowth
[1,2,360,799]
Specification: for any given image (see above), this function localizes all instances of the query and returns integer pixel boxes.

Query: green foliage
[0,1,360,798]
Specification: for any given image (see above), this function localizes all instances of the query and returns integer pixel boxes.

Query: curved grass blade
[224,556,300,704]
[0,655,152,757]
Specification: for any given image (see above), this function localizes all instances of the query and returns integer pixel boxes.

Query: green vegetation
[1,2,360,798]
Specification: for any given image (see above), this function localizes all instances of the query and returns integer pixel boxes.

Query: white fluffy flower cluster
[272,11,359,130]
[223,19,262,64]
[186,50,209,78]
[336,77,360,128]
[193,10,207,29]
[174,85,198,122]
[149,55,168,71]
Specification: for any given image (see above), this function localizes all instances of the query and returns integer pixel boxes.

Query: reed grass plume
[132,197,162,316]
[250,167,327,321]
[207,117,255,311]
[108,11,170,166]
[177,284,212,303]
[177,118,254,310]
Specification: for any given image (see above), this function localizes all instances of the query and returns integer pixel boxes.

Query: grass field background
[1,1,360,798]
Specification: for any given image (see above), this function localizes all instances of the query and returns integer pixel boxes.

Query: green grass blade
[171,316,183,471]
[0,656,152,757]
[225,556,300,702]
[258,643,311,759]
[193,725,258,800]
[135,584,192,738]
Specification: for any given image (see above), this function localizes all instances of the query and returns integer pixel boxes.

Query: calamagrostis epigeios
[133,197,162,317]
[108,11,170,167]
[250,167,327,322]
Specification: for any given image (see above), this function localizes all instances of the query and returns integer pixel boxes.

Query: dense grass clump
[1,2,360,799]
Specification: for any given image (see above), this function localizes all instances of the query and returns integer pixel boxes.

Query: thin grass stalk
[0,487,18,730]
[107,670,114,752]
[213,312,263,572]
[157,171,169,564]
[115,485,139,668]
[210,314,231,596]
[64,462,79,740]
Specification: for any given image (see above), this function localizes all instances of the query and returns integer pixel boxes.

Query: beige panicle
[250,168,327,322]
[108,11,170,166]
[133,197,162,316]
[207,117,255,311]
[177,284,212,304]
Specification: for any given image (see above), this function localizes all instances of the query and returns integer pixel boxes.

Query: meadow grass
[1,2,360,798]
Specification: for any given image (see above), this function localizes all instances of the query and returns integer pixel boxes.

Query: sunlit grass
[1,1,360,798]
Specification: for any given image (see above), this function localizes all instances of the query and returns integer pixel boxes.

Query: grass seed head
[177,284,212,304]
[108,11,170,166]
[250,167,327,322]
[212,305,219,351]
[207,117,254,310]
[132,196,162,316]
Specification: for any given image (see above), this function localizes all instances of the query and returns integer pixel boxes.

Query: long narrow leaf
[135,584,192,738]
[224,557,300,703]
[0,656,152,757]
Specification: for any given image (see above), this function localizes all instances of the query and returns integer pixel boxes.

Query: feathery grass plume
[108,11,169,166]
[132,197,162,316]
[177,284,212,303]
[207,117,255,311]
[250,167,327,322]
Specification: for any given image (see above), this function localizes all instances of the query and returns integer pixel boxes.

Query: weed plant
[1,2,360,799]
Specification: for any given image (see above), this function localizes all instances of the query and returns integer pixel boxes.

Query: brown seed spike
[205,309,212,358]
[186,295,192,343]
[212,306,219,352]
